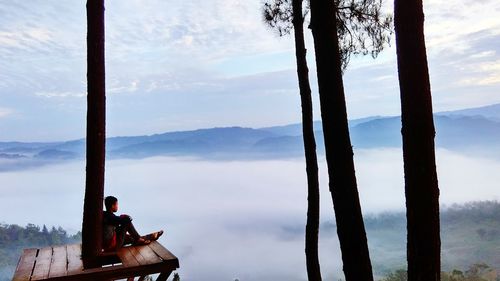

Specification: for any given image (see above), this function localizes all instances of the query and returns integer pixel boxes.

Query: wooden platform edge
[12,242,179,281]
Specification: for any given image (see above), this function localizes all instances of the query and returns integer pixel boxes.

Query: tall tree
[394,0,441,280]
[263,1,322,280]
[82,0,106,268]
[291,2,322,279]
[309,0,373,280]
[264,0,391,280]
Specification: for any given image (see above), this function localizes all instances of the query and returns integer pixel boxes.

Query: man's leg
[123,233,135,246]
[116,229,139,248]
[115,215,148,248]
[123,220,141,241]
[115,226,127,249]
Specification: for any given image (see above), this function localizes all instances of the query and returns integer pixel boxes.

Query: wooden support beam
[156,271,172,281]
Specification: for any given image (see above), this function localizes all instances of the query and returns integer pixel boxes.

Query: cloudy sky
[0,0,499,141]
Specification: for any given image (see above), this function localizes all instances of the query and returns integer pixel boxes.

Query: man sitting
[102,196,164,252]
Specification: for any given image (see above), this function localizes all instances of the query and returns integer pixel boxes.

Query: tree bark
[394,1,441,280]
[82,0,106,268]
[292,1,322,280]
[308,0,373,280]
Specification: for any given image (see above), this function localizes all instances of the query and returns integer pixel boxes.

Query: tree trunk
[308,0,373,280]
[82,0,106,269]
[394,1,441,280]
[292,1,322,280]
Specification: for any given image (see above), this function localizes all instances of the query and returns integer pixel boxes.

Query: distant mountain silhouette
[253,115,500,155]
[1,103,499,165]
[35,149,77,160]
[0,153,27,159]
[111,127,276,158]
[436,103,500,121]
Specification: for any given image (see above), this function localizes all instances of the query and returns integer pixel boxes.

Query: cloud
[0,107,13,118]
[341,0,500,113]
[460,74,500,87]
[0,150,499,280]
[453,54,500,86]
[35,91,85,98]
[0,28,53,50]
[102,0,291,64]
[416,2,500,102]
[107,79,140,95]
[424,0,500,54]
[469,50,496,59]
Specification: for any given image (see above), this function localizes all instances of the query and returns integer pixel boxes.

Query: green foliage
[0,223,81,281]
[262,0,294,36]
[0,223,80,250]
[440,202,500,272]
[358,201,500,274]
[381,263,499,281]
[262,0,393,70]
[335,0,393,68]
[380,269,407,281]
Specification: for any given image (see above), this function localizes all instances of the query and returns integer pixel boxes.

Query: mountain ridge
[1,103,499,167]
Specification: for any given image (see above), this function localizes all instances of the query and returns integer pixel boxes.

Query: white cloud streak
[35,91,85,98]
[0,107,13,118]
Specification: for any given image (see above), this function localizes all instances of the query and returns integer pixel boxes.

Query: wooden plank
[66,244,83,276]
[48,245,68,278]
[118,247,140,267]
[136,245,162,265]
[12,248,37,281]
[148,242,177,261]
[31,246,53,280]
[128,246,147,265]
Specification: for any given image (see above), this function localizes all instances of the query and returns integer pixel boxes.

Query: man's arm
[104,212,132,225]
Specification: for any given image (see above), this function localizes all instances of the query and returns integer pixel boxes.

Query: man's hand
[120,214,133,222]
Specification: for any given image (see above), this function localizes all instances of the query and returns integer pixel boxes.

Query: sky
[0,0,500,141]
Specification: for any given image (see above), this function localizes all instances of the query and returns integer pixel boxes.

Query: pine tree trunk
[82,0,106,268]
[292,1,322,280]
[308,0,373,280]
[394,1,441,280]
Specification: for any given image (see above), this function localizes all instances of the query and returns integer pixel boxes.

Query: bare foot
[135,237,151,245]
[146,230,164,241]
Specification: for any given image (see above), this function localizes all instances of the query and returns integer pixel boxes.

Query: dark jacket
[102,211,132,246]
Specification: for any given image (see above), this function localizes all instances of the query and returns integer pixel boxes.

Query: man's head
[104,196,118,212]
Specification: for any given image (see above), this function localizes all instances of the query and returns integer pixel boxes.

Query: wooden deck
[12,241,179,281]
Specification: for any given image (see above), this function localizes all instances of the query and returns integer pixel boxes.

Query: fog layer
[0,148,498,280]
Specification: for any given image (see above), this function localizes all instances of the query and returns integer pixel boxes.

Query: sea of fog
[0,148,499,280]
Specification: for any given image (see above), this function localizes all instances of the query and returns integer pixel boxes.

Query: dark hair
[104,196,118,210]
